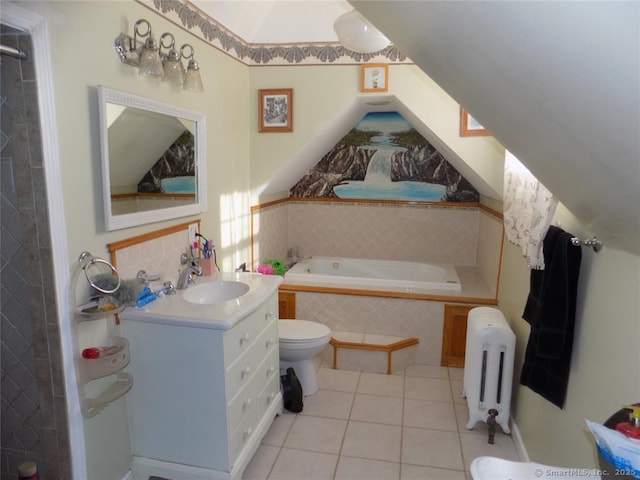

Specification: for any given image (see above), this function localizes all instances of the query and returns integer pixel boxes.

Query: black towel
[520,225,581,408]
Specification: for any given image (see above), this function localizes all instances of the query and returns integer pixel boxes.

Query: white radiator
[462,307,515,434]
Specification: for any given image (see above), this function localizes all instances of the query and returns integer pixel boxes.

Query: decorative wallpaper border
[139,0,412,66]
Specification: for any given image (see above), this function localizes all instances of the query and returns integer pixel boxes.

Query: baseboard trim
[510,416,530,461]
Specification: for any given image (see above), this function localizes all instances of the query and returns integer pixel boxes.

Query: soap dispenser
[615,404,640,440]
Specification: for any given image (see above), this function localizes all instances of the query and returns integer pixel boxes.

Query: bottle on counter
[615,404,640,440]
[82,345,122,359]
[18,461,39,480]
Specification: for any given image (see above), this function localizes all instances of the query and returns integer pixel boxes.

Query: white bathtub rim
[284,256,462,293]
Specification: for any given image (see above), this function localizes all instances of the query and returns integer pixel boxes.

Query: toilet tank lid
[278,320,331,340]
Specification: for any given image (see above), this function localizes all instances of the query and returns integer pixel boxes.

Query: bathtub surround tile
[335,456,400,480]
[114,229,189,284]
[283,416,347,454]
[362,334,406,345]
[401,427,464,470]
[268,448,338,480]
[331,332,364,343]
[350,394,403,425]
[296,292,445,365]
[285,201,481,266]
[335,348,389,374]
[341,421,402,462]
[389,345,418,373]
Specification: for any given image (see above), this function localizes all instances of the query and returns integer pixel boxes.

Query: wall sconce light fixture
[114,19,204,92]
[333,10,390,54]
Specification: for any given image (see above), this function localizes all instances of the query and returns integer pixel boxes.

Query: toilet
[278,320,331,396]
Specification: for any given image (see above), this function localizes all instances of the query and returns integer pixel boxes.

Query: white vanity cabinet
[121,291,282,480]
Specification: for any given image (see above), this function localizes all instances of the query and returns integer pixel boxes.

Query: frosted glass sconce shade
[114,19,204,92]
[333,10,390,53]
[181,45,203,92]
[184,60,204,92]
[138,37,163,78]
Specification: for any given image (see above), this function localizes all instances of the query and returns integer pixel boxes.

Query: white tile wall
[113,229,191,284]
[252,202,289,270]
[476,209,505,296]
[296,292,445,365]
[287,201,479,265]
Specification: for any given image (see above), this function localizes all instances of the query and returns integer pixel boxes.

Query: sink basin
[182,281,250,304]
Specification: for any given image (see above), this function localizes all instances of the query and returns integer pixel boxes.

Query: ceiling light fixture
[114,19,204,92]
[333,10,390,54]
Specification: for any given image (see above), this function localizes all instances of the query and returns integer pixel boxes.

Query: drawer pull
[266,392,275,404]
[266,365,276,377]
[266,338,276,349]
[241,365,252,378]
[240,333,251,345]
[243,427,253,440]
[243,397,253,410]
[265,311,275,321]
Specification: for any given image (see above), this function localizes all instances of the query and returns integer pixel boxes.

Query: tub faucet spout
[177,265,202,290]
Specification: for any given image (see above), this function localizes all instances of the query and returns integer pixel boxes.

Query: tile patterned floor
[243,365,521,480]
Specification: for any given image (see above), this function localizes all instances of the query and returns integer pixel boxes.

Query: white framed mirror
[97,86,207,231]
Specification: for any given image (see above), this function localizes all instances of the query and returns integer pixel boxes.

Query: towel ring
[84,257,121,294]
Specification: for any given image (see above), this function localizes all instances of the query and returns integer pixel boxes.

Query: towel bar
[570,236,603,252]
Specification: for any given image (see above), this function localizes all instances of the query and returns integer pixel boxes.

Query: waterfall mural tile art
[290,112,479,203]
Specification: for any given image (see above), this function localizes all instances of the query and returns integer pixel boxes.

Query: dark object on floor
[281,367,304,413]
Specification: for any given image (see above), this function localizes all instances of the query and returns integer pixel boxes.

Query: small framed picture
[460,108,490,136]
[258,88,293,132]
[360,64,389,93]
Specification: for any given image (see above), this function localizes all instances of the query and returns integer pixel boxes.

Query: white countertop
[119,272,283,330]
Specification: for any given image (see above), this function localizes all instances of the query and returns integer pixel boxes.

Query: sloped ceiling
[191,0,639,255]
[351,1,640,255]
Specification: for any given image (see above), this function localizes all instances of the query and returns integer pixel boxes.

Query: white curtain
[503,151,558,270]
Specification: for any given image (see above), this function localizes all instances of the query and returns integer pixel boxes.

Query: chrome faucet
[177,265,202,290]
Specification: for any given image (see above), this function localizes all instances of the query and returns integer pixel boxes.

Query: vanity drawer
[257,363,281,420]
[226,351,260,398]
[254,345,279,397]
[255,295,278,336]
[223,295,277,366]
[257,317,278,356]
[227,382,258,437]
[223,317,259,367]
[230,411,257,468]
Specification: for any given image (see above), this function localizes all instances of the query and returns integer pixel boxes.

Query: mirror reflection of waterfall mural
[138,130,196,194]
[290,112,479,202]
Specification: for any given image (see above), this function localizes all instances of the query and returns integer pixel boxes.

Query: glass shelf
[82,373,133,419]
[78,336,130,383]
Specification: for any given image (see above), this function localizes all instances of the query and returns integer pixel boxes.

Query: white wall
[499,204,640,467]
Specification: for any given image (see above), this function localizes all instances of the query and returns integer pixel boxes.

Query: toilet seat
[278,320,331,343]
